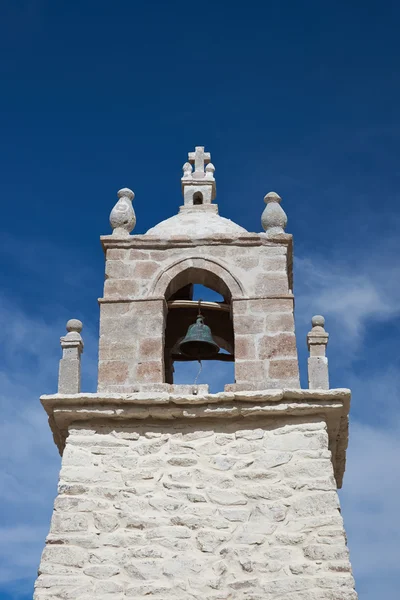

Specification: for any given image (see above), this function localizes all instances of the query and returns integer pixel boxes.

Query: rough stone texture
[261,191,288,235]
[98,233,297,391]
[308,356,329,390]
[109,188,136,236]
[41,388,351,490]
[34,416,356,600]
[230,297,299,390]
[58,321,84,394]
[307,316,330,390]
[98,299,166,392]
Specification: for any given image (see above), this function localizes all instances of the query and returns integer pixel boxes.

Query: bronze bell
[179,314,219,359]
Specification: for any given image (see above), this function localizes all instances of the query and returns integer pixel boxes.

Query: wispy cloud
[295,246,400,346]
[340,419,400,600]
[0,291,98,598]
[293,242,400,599]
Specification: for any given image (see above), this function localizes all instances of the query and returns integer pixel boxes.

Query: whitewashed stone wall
[35,417,356,599]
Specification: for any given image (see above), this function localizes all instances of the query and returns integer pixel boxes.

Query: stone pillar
[230,297,300,391]
[98,299,166,392]
[58,319,84,394]
[307,315,329,389]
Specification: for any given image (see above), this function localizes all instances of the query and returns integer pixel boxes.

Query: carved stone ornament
[261,191,287,235]
[109,188,136,235]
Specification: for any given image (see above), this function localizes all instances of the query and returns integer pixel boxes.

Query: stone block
[84,564,120,578]
[258,334,297,359]
[131,299,166,316]
[100,303,131,318]
[254,273,289,295]
[291,492,340,518]
[103,279,139,298]
[139,338,163,360]
[128,249,151,260]
[265,312,295,333]
[98,361,129,385]
[225,381,267,392]
[105,260,129,279]
[233,255,260,270]
[132,261,159,279]
[99,315,137,340]
[94,512,119,532]
[98,342,137,361]
[308,356,329,389]
[50,513,89,533]
[303,544,349,561]
[235,360,266,383]
[136,361,164,383]
[250,298,294,313]
[58,358,81,394]
[106,248,126,260]
[269,359,299,379]
[231,299,250,314]
[234,315,264,335]
[234,336,256,360]
[41,545,88,567]
[261,255,287,271]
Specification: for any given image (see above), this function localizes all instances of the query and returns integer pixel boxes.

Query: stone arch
[151,256,245,300]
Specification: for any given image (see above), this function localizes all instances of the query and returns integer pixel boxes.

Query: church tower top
[145,145,248,238]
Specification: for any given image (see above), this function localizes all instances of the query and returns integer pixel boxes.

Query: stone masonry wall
[103,243,290,301]
[35,417,356,600]
[231,297,299,390]
[98,239,299,391]
[98,299,166,392]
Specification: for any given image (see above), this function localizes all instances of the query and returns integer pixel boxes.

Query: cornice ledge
[41,388,350,487]
[100,232,292,251]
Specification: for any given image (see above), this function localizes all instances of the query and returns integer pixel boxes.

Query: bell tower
[35,147,358,600]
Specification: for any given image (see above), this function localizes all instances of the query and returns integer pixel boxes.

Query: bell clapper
[194,359,202,385]
[192,359,202,395]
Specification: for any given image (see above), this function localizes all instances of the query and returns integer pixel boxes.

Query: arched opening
[164,271,235,392]
[193,191,203,205]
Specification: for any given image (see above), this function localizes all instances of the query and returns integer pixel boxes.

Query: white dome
[146,208,247,238]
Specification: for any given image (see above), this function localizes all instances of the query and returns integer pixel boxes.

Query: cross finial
[188,146,211,174]
[181,146,216,207]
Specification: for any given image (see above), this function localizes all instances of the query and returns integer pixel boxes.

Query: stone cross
[188,146,211,174]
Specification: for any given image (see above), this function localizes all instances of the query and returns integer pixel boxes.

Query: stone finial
[205,163,215,179]
[109,188,136,236]
[66,318,83,334]
[58,319,84,394]
[261,192,287,235]
[182,162,193,178]
[307,315,329,389]
[181,146,216,206]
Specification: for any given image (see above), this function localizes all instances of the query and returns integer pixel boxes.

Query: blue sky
[1,0,400,598]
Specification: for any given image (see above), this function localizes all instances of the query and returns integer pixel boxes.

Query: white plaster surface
[145,207,247,238]
[34,417,357,599]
